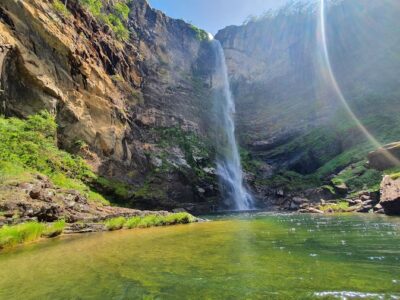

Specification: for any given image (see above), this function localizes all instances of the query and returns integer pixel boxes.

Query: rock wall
[0,0,217,212]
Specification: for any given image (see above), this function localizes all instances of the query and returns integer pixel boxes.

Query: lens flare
[318,0,400,166]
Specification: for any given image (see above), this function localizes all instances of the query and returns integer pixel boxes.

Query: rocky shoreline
[278,175,400,216]
[0,174,190,234]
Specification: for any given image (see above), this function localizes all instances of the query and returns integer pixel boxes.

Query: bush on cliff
[78,0,130,41]
[52,0,71,17]
[0,112,110,204]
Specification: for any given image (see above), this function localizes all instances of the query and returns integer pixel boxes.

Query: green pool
[0,213,399,299]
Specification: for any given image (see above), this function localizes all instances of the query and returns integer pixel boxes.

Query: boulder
[368,142,400,171]
[379,175,400,215]
[334,183,348,195]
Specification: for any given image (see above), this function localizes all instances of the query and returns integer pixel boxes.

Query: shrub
[79,0,103,16]
[108,14,130,41]
[113,2,130,20]
[189,25,209,41]
[105,217,126,231]
[79,0,130,41]
[52,0,71,17]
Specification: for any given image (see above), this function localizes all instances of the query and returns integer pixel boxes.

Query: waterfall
[210,38,254,211]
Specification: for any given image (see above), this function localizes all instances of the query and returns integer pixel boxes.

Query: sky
[148,0,290,34]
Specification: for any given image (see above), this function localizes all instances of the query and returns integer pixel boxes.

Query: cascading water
[210,36,254,211]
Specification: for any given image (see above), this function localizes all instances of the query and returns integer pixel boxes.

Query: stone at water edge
[379,175,400,215]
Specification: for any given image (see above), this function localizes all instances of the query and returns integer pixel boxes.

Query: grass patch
[0,222,45,249]
[106,213,196,231]
[0,220,68,249]
[163,212,196,224]
[124,216,141,229]
[105,217,126,231]
[42,220,66,238]
[137,215,165,228]
[319,201,349,213]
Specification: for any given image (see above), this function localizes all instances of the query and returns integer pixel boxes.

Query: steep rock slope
[216,0,400,200]
[0,0,217,212]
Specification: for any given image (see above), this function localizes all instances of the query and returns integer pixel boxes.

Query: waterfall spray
[210,37,254,211]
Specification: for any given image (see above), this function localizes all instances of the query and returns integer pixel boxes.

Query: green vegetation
[124,216,141,229]
[257,170,321,192]
[0,221,66,249]
[189,24,209,41]
[0,111,91,181]
[240,149,263,173]
[0,112,130,205]
[78,0,130,41]
[151,126,215,181]
[105,217,126,231]
[42,220,66,238]
[331,161,382,193]
[390,172,400,180]
[96,177,130,199]
[319,201,349,213]
[385,167,400,180]
[105,213,196,231]
[52,0,71,17]
[133,180,166,199]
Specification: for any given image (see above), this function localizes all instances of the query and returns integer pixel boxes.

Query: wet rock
[334,183,348,195]
[303,187,336,202]
[292,197,308,205]
[379,175,400,215]
[299,203,310,209]
[357,205,373,213]
[299,207,324,214]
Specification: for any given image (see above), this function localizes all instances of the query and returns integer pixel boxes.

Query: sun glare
[318,0,400,166]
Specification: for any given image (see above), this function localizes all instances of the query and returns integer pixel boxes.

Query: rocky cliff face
[216,0,400,202]
[0,0,217,212]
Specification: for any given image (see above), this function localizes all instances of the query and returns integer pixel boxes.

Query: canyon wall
[0,0,218,212]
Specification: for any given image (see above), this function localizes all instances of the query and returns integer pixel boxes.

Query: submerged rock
[380,176,400,215]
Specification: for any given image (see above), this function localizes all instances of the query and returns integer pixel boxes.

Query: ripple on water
[315,291,400,299]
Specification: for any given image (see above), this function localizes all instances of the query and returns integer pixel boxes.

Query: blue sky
[148,0,290,34]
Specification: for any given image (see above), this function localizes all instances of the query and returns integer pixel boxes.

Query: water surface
[0,213,399,299]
